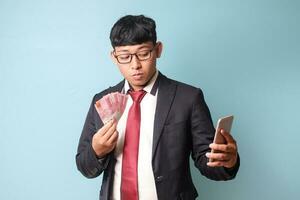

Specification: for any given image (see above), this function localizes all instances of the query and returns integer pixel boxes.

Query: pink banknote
[94,92,128,123]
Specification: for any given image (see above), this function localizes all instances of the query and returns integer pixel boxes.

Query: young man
[76,15,240,200]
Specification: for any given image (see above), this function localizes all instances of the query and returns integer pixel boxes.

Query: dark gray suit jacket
[76,72,239,200]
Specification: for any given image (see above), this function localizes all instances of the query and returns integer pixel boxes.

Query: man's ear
[110,51,118,65]
[156,41,163,58]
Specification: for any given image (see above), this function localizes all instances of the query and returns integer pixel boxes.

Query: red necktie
[121,90,146,200]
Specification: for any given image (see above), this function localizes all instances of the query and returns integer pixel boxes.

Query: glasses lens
[117,54,131,64]
[137,51,151,60]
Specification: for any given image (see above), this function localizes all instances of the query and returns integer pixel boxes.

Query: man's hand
[206,129,238,168]
[92,119,118,158]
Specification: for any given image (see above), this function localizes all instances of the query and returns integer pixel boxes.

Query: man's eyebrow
[115,45,152,53]
[136,45,152,50]
[115,49,129,53]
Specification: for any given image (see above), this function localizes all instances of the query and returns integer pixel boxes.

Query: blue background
[1,0,299,199]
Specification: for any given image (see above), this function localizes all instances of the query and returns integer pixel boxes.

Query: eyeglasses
[113,47,155,64]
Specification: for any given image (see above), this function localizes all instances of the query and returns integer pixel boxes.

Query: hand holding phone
[209,115,234,163]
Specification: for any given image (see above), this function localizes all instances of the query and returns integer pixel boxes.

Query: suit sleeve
[75,95,111,178]
[190,89,240,180]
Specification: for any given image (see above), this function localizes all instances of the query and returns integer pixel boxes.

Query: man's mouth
[132,73,143,79]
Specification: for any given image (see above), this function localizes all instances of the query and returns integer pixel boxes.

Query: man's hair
[110,15,157,48]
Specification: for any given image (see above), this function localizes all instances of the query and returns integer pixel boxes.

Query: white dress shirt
[112,70,159,200]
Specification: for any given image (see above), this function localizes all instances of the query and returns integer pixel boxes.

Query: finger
[207,161,227,167]
[207,159,237,168]
[107,131,118,145]
[206,152,230,161]
[101,119,117,136]
[102,122,117,140]
[209,143,235,153]
[220,129,236,144]
[97,119,114,136]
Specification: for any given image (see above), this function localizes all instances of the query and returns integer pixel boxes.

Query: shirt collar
[124,70,159,96]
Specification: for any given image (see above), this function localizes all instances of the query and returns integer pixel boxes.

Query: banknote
[95,92,128,124]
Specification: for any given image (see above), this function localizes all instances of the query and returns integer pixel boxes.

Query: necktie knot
[129,90,146,103]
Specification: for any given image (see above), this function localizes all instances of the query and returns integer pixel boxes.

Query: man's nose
[130,55,142,69]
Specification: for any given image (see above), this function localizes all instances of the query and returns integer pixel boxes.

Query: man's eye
[118,55,130,60]
[137,52,149,58]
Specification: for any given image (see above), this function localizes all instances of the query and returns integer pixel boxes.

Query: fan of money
[94,92,128,124]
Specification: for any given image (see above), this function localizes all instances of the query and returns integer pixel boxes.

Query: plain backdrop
[1,0,299,199]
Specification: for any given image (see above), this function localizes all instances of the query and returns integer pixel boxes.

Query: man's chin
[128,80,147,90]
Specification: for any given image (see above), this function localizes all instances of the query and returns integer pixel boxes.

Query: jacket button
[155,176,164,182]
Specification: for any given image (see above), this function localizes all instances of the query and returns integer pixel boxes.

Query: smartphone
[209,115,234,162]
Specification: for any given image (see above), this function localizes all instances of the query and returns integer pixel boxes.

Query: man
[76,15,240,200]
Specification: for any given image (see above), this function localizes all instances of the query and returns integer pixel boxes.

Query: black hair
[110,15,157,48]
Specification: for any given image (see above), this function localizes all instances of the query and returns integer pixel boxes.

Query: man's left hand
[206,129,238,168]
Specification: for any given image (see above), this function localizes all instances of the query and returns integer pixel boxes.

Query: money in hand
[94,92,128,124]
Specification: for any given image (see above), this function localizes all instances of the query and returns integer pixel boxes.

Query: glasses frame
[113,46,156,64]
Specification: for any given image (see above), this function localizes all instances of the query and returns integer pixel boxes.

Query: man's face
[111,41,162,91]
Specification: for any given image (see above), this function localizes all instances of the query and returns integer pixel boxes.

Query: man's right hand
[92,119,118,158]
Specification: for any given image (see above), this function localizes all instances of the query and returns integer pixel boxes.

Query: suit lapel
[152,73,177,158]
[108,79,125,93]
